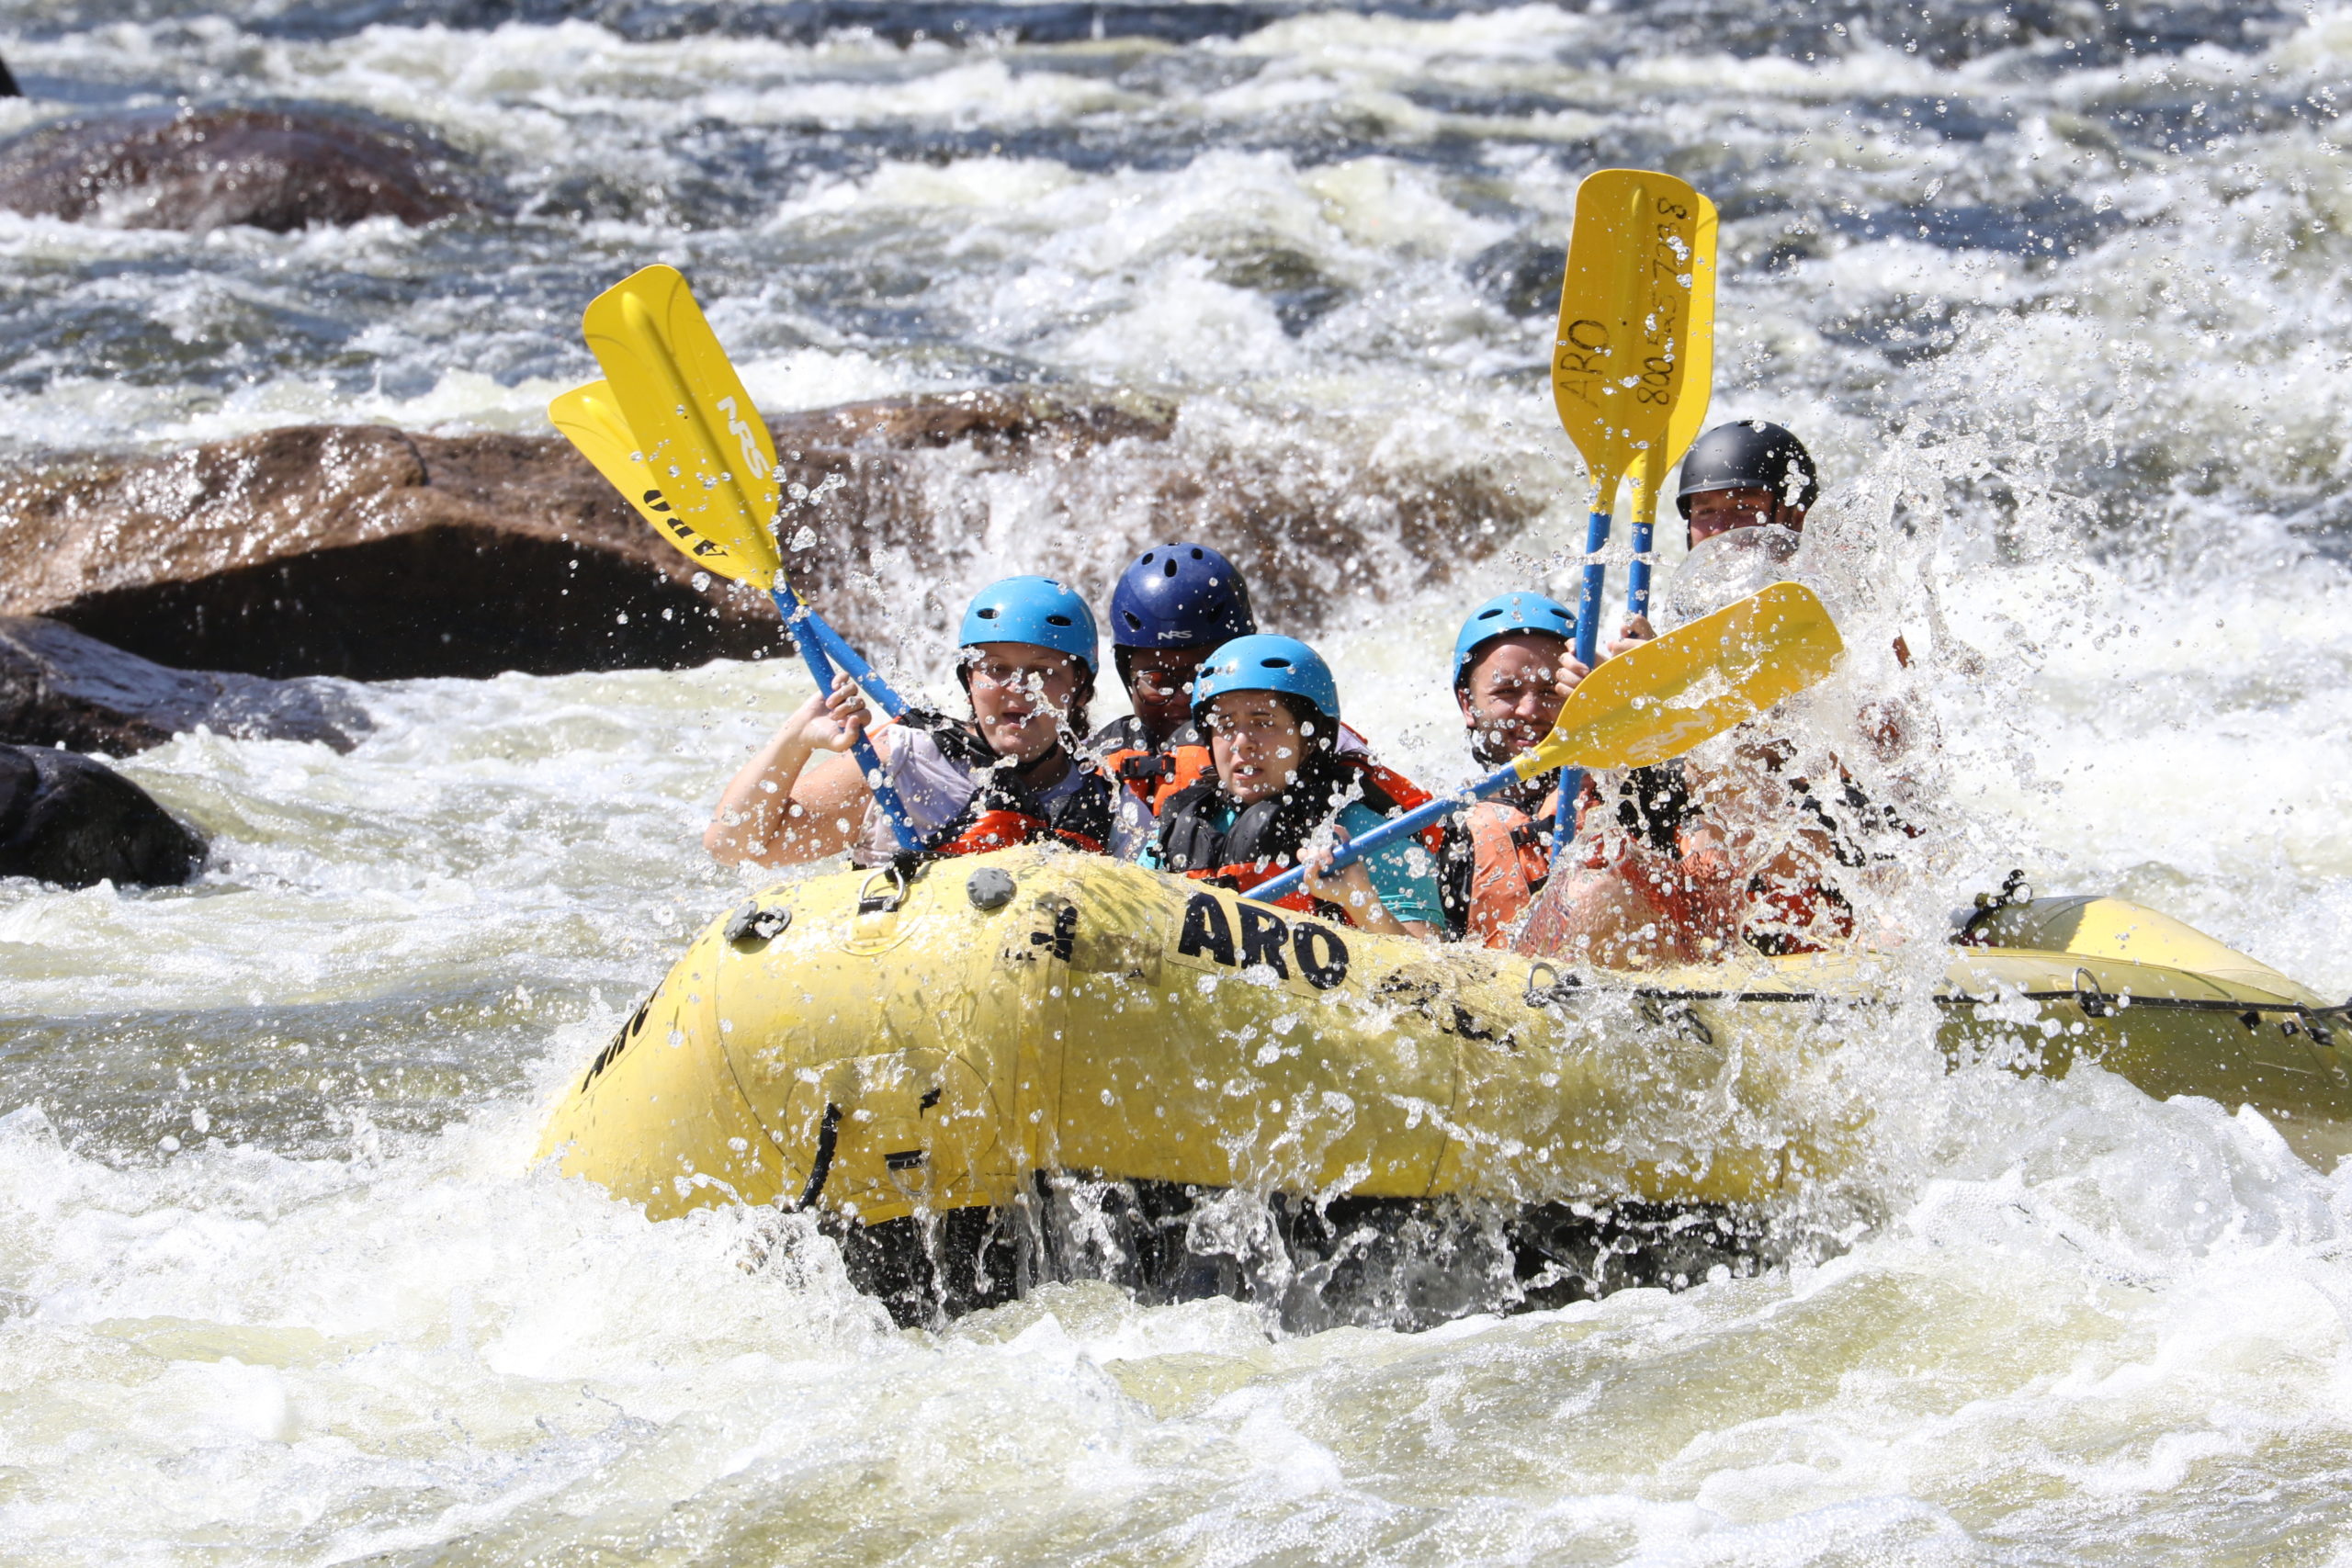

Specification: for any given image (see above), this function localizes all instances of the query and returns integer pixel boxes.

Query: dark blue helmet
[1109,543,1256,649]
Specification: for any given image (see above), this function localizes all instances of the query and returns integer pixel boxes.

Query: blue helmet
[1191,635,1340,724]
[959,576,1099,671]
[1451,591,1575,688]
[1109,542,1256,649]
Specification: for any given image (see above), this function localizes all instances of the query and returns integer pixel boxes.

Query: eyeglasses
[968,660,1074,693]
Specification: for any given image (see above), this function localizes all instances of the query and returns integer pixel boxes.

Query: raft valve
[967,867,1017,910]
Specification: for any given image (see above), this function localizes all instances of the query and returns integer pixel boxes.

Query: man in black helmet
[1678,419,1819,545]
[1598,420,1818,656]
[1527,418,1914,963]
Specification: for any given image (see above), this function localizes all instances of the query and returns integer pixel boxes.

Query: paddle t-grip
[770,586,922,853]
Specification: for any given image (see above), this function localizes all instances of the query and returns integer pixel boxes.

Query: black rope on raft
[792,1102,841,1212]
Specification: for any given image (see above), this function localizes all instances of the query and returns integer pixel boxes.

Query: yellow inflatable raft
[537,848,2350,1323]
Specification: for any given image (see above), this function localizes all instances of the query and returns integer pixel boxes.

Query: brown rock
[0,616,370,755]
[0,389,1542,681]
[0,105,479,231]
[0,423,768,680]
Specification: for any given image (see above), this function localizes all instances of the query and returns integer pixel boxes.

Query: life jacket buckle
[1118,752,1174,782]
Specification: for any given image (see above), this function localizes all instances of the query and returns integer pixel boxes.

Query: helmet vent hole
[1046,614,1072,626]
[978,607,1000,619]
[1162,560,1178,577]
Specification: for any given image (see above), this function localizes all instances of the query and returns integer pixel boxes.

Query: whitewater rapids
[2,0,2351,1559]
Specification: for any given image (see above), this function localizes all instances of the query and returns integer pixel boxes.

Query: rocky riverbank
[0,389,1539,682]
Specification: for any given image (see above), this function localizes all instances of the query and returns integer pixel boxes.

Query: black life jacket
[1091,714,1216,814]
[1151,749,1420,919]
[900,709,1118,857]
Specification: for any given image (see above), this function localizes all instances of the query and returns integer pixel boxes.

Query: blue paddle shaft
[769,586,922,853]
[1555,501,1612,852]
[805,615,909,718]
[1628,517,1655,621]
[1248,761,1522,906]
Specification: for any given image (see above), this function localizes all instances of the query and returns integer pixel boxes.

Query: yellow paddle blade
[1626,191,1719,525]
[581,264,786,586]
[1514,581,1844,778]
[548,379,776,589]
[1553,169,1707,500]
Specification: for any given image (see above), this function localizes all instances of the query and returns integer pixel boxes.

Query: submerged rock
[0,745,207,889]
[0,616,371,756]
[0,389,1539,681]
[0,105,479,231]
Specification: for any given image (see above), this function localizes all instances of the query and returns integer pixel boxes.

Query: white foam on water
[6,0,2352,1557]
[12,1059,2346,1563]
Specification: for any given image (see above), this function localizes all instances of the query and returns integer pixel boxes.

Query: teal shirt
[1139,797,1445,929]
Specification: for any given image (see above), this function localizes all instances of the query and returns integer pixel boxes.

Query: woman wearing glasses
[706,577,1149,868]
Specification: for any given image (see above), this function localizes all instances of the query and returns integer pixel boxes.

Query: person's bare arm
[1301,843,1434,940]
[706,681,879,868]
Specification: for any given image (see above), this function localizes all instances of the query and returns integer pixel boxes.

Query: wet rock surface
[0,105,479,231]
[0,616,371,756]
[0,391,1536,681]
[0,422,761,681]
[0,744,208,889]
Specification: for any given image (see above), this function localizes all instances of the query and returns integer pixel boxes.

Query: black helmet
[1675,421,1819,519]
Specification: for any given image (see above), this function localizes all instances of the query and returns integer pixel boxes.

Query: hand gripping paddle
[1247,582,1843,908]
[1549,169,1709,850]
[566,265,922,852]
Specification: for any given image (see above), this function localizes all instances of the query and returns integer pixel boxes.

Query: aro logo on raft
[1175,891,1349,991]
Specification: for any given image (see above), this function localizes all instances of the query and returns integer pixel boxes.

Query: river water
[4,0,2352,1561]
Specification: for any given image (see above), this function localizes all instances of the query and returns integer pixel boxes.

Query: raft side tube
[534,863,2352,1231]
[533,946,782,1219]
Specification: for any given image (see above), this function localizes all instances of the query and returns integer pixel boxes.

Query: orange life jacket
[1093,715,1216,814]
[1737,874,1855,954]
[1532,765,1864,959]
[1453,801,1556,947]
